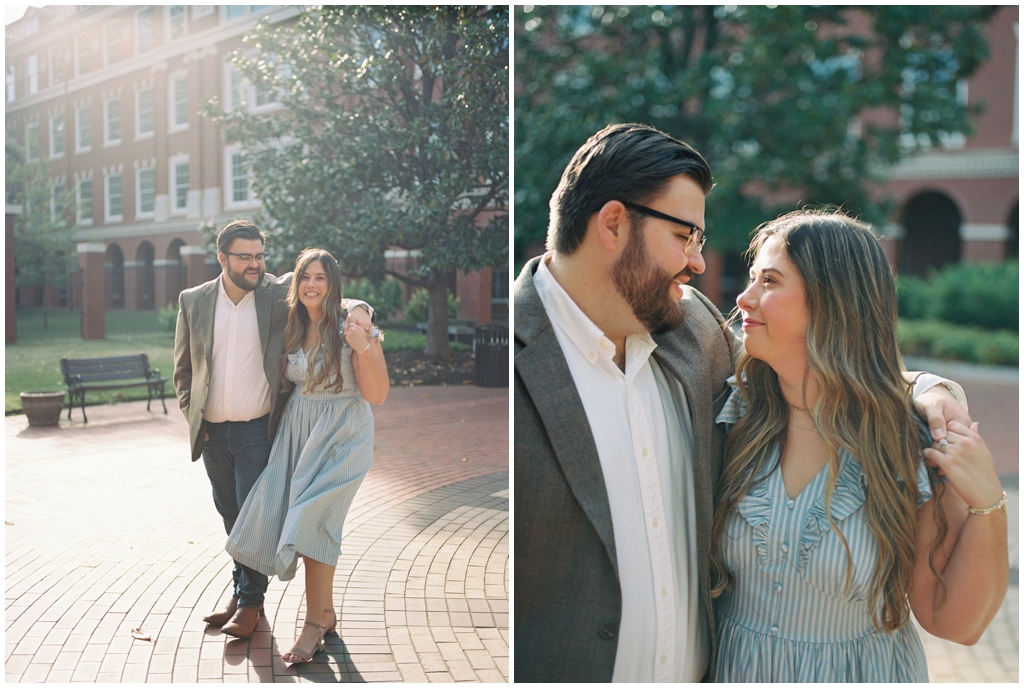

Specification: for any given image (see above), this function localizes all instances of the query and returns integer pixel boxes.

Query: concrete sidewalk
[5,385,508,683]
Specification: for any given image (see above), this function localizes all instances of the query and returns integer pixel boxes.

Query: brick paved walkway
[5,385,508,683]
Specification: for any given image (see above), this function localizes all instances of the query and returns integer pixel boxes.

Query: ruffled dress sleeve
[715,375,746,427]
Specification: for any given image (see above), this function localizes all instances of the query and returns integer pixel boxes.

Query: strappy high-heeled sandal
[322,608,337,636]
[282,621,326,664]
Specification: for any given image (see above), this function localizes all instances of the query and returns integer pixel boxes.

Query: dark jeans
[201,414,271,609]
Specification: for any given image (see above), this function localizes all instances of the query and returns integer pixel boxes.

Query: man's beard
[226,263,264,292]
[611,227,688,334]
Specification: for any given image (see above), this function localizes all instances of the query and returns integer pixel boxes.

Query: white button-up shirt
[203,277,272,423]
[534,256,709,682]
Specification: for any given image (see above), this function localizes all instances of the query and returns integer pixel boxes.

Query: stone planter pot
[20,391,65,427]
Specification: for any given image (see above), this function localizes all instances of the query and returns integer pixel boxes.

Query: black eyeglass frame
[619,200,707,253]
[223,251,269,263]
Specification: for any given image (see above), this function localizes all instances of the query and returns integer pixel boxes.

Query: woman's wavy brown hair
[279,248,348,394]
[709,209,948,632]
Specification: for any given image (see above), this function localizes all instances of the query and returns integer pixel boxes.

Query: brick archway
[898,190,962,277]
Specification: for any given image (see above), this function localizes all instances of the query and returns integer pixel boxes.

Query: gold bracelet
[967,491,1007,515]
[355,341,373,355]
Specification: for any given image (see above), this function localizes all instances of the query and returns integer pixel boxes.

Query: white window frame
[75,105,92,153]
[6,66,15,103]
[104,22,123,67]
[26,54,38,95]
[104,98,122,147]
[135,87,154,140]
[104,172,123,223]
[136,166,156,218]
[135,7,155,54]
[75,36,92,78]
[25,122,39,161]
[223,143,259,211]
[191,6,215,19]
[49,114,65,159]
[50,182,66,224]
[166,5,187,42]
[76,178,93,225]
[49,46,64,88]
[169,154,190,216]
[168,73,189,132]
[223,57,285,115]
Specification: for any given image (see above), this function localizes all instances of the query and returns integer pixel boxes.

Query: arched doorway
[136,242,155,310]
[898,191,961,277]
[105,244,125,310]
[1006,202,1018,259]
[164,239,186,308]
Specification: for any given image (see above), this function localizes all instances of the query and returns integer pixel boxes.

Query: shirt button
[781,543,789,553]
[773,583,782,593]
[587,351,597,361]
[641,446,648,456]
[769,626,779,636]
[661,587,668,597]
[661,655,667,665]
[652,517,658,527]
[787,500,795,509]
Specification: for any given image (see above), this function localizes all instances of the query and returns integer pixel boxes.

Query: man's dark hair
[546,123,713,255]
[216,220,266,254]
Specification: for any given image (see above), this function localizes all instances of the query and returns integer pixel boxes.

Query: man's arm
[342,299,374,331]
[172,294,192,412]
[907,371,971,442]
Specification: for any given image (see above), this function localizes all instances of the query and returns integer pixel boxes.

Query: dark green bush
[898,319,1017,366]
[895,275,933,320]
[405,288,459,324]
[343,277,405,320]
[929,260,1018,331]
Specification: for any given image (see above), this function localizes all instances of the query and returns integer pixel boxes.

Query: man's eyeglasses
[224,251,268,263]
[619,200,706,255]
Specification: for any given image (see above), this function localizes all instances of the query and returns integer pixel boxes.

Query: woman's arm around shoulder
[343,321,389,404]
[908,421,1008,645]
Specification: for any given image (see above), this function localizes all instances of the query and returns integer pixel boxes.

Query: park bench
[60,354,168,423]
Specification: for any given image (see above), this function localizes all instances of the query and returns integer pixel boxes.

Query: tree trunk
[424,272,451,355]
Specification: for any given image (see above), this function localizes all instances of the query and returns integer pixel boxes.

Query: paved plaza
[5,385,508,683]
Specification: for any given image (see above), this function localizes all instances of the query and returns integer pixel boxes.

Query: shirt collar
[534,253,657,375]
[218,274,255,309]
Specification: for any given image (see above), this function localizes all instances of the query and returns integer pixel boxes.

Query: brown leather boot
[202,597,238,627]
[221,605,264,639]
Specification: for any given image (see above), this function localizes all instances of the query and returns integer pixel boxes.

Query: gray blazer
[172,272,371,462]
[514,255,737,682]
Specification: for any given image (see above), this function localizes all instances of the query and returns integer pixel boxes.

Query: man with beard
[514,123,969,682]
[173,220,372,638]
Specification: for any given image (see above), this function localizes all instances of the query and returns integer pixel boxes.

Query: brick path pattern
[6,386,508,683]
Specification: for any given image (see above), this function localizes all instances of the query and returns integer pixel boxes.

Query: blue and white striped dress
[713,378,931,682]
[226,340,373,581]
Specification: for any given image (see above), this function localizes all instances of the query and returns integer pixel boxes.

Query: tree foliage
[207,6,508,354]
[515,5,995,261]
[6,135,77,327]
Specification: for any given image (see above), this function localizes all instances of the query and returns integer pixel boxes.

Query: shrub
[895,275,933,320]
[405,288,459,323]
[898,319,1017,366]
[158,302,179,332]
[343,277,404,320]
[929,260,1018,331]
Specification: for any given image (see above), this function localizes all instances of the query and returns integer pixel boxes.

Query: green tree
[207,6,508,354]
[6,135,77,330]
[515,5,995,264]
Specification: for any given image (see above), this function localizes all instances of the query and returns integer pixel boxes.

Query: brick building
[6,5,506,330]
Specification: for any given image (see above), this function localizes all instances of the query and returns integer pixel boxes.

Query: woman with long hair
[710,210,1007,682]
[226,247,389,663]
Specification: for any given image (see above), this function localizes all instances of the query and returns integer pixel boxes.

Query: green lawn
[6,334,176,414]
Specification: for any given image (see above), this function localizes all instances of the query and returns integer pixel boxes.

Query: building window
[24,15,39,36]
[170,75,188,130]
[169,6,186,40]
[231,152,249,202]
[226,6,246,21]
[7,66,16,103]
[228,66,244,110]
[50,115,64,158]
[492,268,509,302]
[77,179,93,224]
[137,167,155,215]
[105,173,123,221]
[50,183,65,223]
[255,80,277,107]
[104,98,121,145]
[136,7,155,53]
[76,106,91,152]
[49,47,64,87]
[75,36,92,77]
[136,87,154,138]
[172,160,189,212]
[192,6,214,19]
[26,123,39,161]
[104,22,123,66]
[26,54,38,95]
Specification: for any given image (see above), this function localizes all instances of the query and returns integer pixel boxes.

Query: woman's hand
[921,421,1003,512]
[342,321,371,352]
[343,308,372,335]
